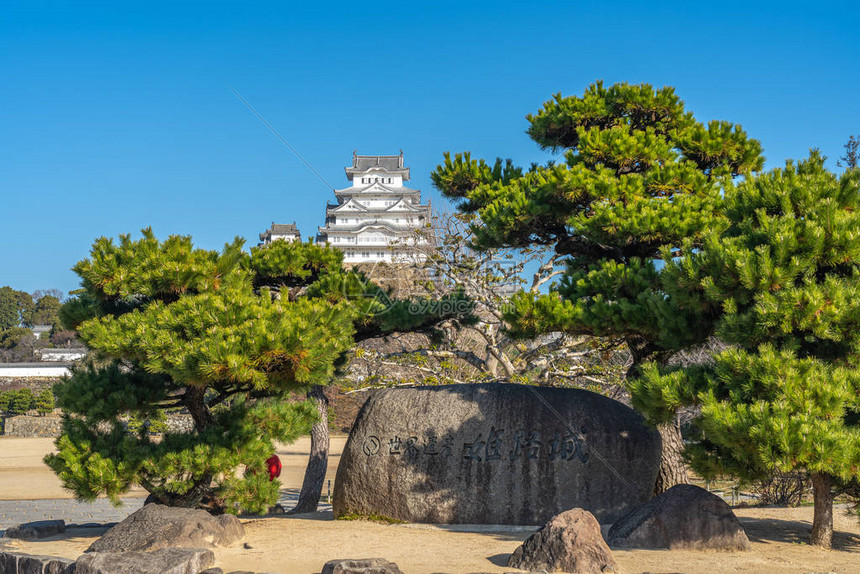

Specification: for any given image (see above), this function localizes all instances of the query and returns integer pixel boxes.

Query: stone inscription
[362,426,590,463]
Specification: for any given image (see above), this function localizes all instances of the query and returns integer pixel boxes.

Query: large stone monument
[333,383,661,525]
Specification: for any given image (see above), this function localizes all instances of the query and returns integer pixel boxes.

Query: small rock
[199,569,224,574]
[243,542,253,549]
[86,503,244,553]
[607,484,751,550]
[322,557,404,574]
[75,547,215,574]
[268,504,286,515]
[508,508,617,574]
[3,519,66,540]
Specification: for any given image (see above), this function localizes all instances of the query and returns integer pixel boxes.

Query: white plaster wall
[354,174,403,187]
[0,365,70,377]
[40,349,86,362]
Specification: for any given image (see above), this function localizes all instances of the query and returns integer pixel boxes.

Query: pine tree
[634,152,860,547]
[35,388,55,416]
[838,134,859,170]
[47,231,358,513]
[9,388,35,415]
[431,81,763,492]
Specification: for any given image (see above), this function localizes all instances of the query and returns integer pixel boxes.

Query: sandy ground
[3,506,859,574]
[0,436,347,500]
[2,436,860,573]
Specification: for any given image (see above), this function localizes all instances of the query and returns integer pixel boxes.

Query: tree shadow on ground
[55,525,112,541]
[0,525,112,546]
[739,516,860,551]
[243,510,336,523]
[407,524,534,542]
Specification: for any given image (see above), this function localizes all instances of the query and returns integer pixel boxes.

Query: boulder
[321,558,403,574]
[507,508,618,573]
[0,551,75,574]
[333,383,661,524]
[86,503,244,553]
[607,484,751,550]
[75,547,214,574]
[3,520,65,540]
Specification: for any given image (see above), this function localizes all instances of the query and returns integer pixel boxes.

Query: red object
[266,454,282,481]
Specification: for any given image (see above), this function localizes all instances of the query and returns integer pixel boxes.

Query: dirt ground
[2,436,860,573]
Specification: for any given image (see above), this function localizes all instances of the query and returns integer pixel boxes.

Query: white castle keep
[315,152,431,263]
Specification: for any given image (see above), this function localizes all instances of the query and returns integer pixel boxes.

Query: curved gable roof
[329,198,368,212]
[345,153,410,181]
[335,182,420,195]
[385,198,422,212]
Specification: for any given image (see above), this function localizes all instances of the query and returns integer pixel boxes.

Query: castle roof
[326,198,429,214]
[259,222,300,241]
[318,221,423,235]
[328,198,369,213]
[345,151,410,181]
[335,182,421,196]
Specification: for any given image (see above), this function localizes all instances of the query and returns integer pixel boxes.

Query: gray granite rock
[75,547,214,574]
[0,551,75,574]
[607,484,752,550]
[334,383,661,524]
[321,558,403,574]
[86,504,243,553]
[3,520,65,540]
[508,508,618,573]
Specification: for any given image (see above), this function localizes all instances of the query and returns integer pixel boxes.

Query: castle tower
[258,222,300,245]
[316,151,430,263]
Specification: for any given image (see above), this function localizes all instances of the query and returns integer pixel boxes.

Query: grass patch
[336,512,407,524]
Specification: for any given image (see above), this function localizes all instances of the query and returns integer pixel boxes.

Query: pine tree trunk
[625,343,689,496]
[185,385,214,429]
[290,384,329,514]
[810,472,834,548]
[157,385,216,510]
[653,416,689,495]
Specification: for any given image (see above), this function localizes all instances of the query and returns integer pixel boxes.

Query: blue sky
[1,1,858,296]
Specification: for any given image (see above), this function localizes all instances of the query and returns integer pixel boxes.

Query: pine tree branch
[530,254,564,293]
[371,348,490,373]
[373,360,472,385]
